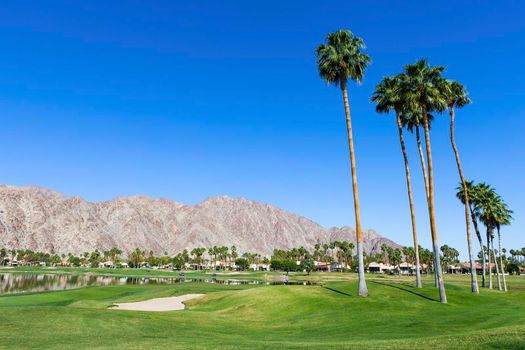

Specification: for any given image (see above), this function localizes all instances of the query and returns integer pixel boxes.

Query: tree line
[0,246,265,270]
[2,243,523,276]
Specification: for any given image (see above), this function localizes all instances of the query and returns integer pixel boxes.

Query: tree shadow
[371,281,439,302]
[322,286,353,297]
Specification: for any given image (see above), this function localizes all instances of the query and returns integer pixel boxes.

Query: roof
[462,262,495,268]
[368,262,394,269]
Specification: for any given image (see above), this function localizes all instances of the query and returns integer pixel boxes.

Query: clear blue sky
[1,1,524,257]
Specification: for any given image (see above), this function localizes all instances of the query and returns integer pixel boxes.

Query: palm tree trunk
[422,115,447,303]
[418,125,436,288]
[449,108,479,293]
[416,126,429,200]
[491,234,502,290]
[487,227,493,289]
[396,113,422,288]
[471,210,486,287]
[497,226,507,292]
[342,85,367,297]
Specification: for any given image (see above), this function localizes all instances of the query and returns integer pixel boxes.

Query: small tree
[235,258,249,271]
[300,257,316,275]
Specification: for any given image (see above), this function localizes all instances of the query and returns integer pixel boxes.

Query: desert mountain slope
[0,185,401,256]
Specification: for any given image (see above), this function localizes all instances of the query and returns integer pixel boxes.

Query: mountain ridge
[0,185,401,256]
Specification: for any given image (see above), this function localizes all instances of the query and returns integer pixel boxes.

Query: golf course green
[1,269,524,349]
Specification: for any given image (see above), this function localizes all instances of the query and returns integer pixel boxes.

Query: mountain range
[0,185,401,256]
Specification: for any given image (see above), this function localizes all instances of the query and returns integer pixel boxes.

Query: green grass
[1,271,524,349]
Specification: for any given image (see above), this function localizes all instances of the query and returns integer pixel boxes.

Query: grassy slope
[0,272,524,349]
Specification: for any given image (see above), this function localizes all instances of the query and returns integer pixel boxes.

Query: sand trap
[110,294,204,312]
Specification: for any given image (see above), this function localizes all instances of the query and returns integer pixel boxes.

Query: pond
[0,273,314,295]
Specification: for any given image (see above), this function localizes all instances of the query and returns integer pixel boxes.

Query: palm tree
[371,75,422,288]
[322,243,329,262]
[380,243,390,265]
[398,59,447,303]
[329,241,337,261]
[315,29,371,297]
[403,246,415,272]
[494,197,513,292]
[129,248,144,268]
[441,79,478,293]
[391,248,402,275]
[339,241,349,271]
[477,185,501,289]
[231,245,238,262]
[457,181,487,287]
[348,242,355,269]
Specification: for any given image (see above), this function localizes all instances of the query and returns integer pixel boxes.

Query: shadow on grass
[371,281,439,302]
[322,286,353,297]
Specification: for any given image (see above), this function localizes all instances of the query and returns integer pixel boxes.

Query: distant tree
[0,248,7,266]
[507,263,520,276]
[230,246,238,262]
[235,258,249,271]
[270,259,299,272]
[129,248,145,268]
[440,245,460,271]
[89,249,102,268]
[68,255,81,267]
[300,256,316,275]
[390,249,402,275]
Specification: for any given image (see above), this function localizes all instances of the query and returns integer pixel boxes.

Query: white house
[98,261,114,268]
[250,263,270,271]
[368,262,394,273]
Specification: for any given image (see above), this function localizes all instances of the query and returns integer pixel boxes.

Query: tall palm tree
[457,181,487,287]
[371,75,422,288]
[441,80,478,293]
[477,185,502,290]
[494,198,513,292]
[398,59,448,303]
[315,29,371,297]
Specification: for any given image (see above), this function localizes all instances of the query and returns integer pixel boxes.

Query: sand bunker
[110,294,204,312]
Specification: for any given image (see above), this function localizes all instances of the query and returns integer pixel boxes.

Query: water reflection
[0,273,314,295]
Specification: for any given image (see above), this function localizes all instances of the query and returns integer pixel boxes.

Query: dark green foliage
[507,263,520,275]
[235,258,249,270]
[270,259,300,272]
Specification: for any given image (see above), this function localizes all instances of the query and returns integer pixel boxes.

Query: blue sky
[1,1,524,257]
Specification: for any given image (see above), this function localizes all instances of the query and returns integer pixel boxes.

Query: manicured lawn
[1,271,524,349]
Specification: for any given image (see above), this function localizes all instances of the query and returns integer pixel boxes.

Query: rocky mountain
[0,185,401,256]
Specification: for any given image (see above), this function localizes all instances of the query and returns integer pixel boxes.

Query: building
[368,262,394,274]
[98,261,114,268]
[446,264,461,274]
[249,263,270,271]
[460,262,497,274]
[315,261,332,272]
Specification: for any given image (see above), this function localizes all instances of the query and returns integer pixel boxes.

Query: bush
[507,263,520,275]
[270,259,300,272]
[235,258,249,270]
[300,258,315,274]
